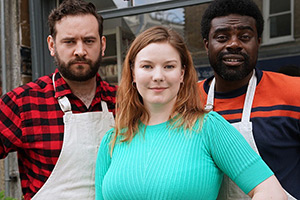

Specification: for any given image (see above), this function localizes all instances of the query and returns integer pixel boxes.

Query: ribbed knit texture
[95,111,273,200]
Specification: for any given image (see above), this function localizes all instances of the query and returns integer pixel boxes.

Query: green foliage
[0,191,17,200]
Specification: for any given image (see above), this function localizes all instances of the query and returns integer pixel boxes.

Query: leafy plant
[0,191,17,200]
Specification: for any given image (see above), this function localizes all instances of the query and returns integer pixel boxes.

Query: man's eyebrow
[237,25,255,32]
[213,27,231,34]
[61,37,75,40]
[213,26,254,34]
[61,36,97,40]
[83,36,97,40]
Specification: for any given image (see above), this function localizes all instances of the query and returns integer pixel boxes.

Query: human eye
[164,65,175,69]
[63,40,75,45]
[239,34,252,41]
[142,65,152,69]
[85,39,95,44]
[216,35,228,42]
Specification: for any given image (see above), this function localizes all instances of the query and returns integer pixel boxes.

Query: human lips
[222,54,244,66]
[73,61,88,65]
[70,58,90,65]
[149,86,168,92]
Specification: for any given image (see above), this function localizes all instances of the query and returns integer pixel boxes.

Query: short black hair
[48,0,103,39]
[201,0,264,40]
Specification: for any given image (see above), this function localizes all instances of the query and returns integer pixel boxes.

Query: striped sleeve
[202,111,273,194]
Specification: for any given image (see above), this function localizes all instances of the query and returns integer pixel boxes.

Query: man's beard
[55,52,102,82]
[209,50,254,81]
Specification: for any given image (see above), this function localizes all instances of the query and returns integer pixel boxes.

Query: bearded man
[0,0,116,199]
[197,0,299,199]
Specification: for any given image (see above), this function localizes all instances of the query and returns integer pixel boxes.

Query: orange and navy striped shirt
[198,68,300,199]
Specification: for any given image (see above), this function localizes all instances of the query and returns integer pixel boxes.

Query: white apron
[205,70,296,200]
[32,74,115,200]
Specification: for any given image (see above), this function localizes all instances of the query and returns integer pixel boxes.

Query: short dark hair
[201,0,264,40]
[48,0,103,39]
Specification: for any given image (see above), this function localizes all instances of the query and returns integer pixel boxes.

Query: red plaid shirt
[0,69,117,199]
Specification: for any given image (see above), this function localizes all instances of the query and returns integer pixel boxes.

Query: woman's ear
[131,64,136,82]
[132,70,135,82]
[180,66,185,82]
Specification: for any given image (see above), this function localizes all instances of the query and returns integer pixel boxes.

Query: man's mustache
[68,57,92,65]
[217,51,249,61]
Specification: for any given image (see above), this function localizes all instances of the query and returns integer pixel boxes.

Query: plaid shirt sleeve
[0,89,23,158]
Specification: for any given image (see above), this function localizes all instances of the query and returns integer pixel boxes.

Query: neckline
[204,68,262,99]
[139,120,169,130]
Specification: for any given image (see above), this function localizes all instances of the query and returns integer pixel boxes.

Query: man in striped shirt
[198,0,300,199]
[0,0,116,199]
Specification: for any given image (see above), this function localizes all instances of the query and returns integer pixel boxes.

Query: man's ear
[257,37,262,47]
[101,36,106,57]
[47,35,55,57]
[204,38,209,56]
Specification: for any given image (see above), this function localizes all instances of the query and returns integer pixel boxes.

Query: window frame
[262,0,294,45]
[99,0,212,19]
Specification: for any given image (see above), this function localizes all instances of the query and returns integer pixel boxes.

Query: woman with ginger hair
[95,26,286,200]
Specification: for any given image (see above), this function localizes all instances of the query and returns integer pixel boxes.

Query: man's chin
[71,73,96,82]
[58,64,100,82]
[221,70,251,81]
[59,71,92,82]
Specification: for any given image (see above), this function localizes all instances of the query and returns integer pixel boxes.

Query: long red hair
[111,26,205,153]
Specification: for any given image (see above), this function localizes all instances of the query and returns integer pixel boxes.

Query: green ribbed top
[95,111,273,200]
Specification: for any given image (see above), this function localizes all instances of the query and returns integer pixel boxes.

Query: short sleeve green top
[95,111,273,200]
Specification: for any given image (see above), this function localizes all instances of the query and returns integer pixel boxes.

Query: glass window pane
[104,8,184,36]
[91,0,174,10]
[101,4,212,83]
[92,1,117,11]
[270,14,291,38]
[115,0,172,8]
[270,0,290,14]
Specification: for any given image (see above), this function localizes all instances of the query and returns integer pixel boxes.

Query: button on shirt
[0,69,117,199]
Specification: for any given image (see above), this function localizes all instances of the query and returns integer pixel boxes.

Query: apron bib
[32,75,115,200]
[205,70,296,200]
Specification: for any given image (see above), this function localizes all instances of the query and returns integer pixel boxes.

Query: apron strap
[52,73,72,113]
[241,69,257,122]
[52,73,110,114]
[205,69,257,123]
[204,78,215,112]
[101,101,109,113]
[57,96,72,113]
[52,73,57,90]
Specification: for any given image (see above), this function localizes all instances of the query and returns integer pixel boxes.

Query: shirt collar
[52,68,103,99]
[203,67,263,98]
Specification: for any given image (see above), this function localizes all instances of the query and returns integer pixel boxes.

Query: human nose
[74,41,87,57]
[226,36,242,52]
[152,67,165,82]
